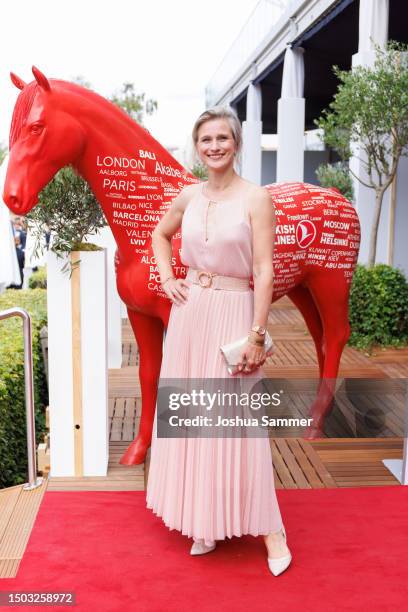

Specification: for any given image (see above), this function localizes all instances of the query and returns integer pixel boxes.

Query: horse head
[3,66,86,215]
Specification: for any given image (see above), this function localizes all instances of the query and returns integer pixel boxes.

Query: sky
[0,0,261,155]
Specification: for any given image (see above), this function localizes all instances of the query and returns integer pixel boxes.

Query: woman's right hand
[162,277,190,306]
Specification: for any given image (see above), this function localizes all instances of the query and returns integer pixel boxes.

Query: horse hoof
[119,438,150,465]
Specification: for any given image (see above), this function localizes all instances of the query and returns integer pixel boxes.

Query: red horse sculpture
[3,67,361,465]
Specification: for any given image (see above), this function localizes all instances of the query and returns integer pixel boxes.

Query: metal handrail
[0,307,43,490]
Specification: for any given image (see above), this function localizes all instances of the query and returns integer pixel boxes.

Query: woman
[146,106,292,576]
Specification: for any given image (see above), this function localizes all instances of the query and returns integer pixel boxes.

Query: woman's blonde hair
[192,106,242,156]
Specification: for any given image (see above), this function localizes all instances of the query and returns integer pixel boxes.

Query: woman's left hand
[237,341,267,374]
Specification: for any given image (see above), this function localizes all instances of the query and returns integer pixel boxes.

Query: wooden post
[70,252,83,476]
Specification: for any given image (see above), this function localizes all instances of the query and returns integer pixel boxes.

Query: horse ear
[10,72,26,90]
[32,66,51,91]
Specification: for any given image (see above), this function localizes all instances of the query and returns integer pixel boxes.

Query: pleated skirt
[146,283,283,545]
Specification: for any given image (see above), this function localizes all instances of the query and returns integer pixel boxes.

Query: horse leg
[302,272,352,439]
[286,285,324,377]
[119,309,164,465]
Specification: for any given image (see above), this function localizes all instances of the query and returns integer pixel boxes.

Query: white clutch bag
[220,331,275,375]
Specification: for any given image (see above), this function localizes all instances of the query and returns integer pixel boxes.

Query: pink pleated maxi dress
[146,183,283,545]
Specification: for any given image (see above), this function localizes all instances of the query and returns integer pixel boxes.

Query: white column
[241,82,262,184]
[350,0,390,265]
[276,46,305,182]
[354,0,389,65]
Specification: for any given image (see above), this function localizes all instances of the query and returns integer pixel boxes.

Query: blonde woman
[146,107,292,576]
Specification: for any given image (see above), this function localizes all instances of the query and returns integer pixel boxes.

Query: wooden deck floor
[0,479,48,578]
[1,296,406,577]
[118,296,405,491]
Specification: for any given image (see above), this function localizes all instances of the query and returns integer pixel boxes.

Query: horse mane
[9,82,39,149]
[9,79,149,150]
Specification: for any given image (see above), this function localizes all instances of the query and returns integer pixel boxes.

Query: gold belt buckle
[198,271,215,288]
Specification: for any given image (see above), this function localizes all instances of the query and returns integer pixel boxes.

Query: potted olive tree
[27,166,110,478]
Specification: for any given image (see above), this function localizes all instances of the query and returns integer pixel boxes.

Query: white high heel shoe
[190,538,216,556]
[267,525,292,576]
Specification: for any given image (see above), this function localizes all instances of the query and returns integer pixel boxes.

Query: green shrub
[0,289,48,488]
[348,264,408,351]
[316,162,354,201]
[28,267,47,289]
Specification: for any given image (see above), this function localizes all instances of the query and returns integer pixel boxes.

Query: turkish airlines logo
[296,220,316,248]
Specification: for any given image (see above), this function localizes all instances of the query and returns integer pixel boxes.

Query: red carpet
[1,487,407,611]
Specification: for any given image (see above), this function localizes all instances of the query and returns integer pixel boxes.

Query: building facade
[206,0,408,276]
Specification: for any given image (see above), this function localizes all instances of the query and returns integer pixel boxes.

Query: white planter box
[91,226,123,369]
[47,249,109,477]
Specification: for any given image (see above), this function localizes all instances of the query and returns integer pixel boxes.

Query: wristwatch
[251,325,266,336]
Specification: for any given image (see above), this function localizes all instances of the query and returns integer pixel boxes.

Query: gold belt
[186,268,250,291]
